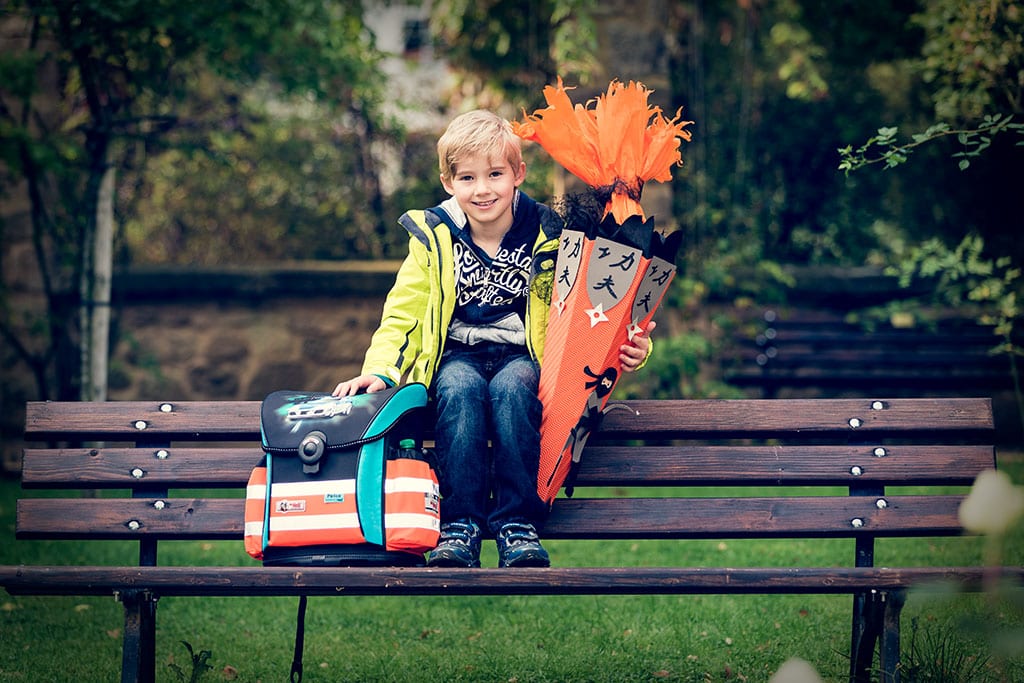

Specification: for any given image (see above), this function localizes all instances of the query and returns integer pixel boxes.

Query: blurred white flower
[769,657,822,683]
[959,469,1024,536]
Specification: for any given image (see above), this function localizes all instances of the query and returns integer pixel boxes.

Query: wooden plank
[20,444,994,489]
[1,565,1018,598]
[20,447,263,488]
[24,401,261,441]
[595,398,993,438]
[546,495,969,539]
[16,495,968,541]
[25,398,994,442]
[572,444,995,487]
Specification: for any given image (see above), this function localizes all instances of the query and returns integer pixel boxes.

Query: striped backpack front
[244,383,440,566]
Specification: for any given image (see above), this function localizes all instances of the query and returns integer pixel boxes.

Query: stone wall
[106,263,399,401]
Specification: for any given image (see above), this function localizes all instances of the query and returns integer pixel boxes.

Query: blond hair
[437,110,523,183]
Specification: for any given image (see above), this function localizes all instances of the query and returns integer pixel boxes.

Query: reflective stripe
[269,513,361,532]
[385,513,441,530]
[384,477,437,494]
[244,464,269,560]
[268,479,356,498]
[246,483,267,499]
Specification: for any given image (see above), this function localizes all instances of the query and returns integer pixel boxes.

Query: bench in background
[723,308,1016,399]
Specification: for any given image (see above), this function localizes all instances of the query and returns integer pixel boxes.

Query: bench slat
[20,444,994,488]
[573,444,993,487]
[16,495,967,540]
[25,397,994,441]
[21,447,263,488]
[1,565,1014,598]
[24,400,259,441]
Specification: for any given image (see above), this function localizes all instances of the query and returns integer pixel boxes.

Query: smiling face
[441,152,526,235]
[436,110,527,238]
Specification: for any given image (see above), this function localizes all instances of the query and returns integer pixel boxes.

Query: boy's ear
[514,161,526,186]
[440,173,454,195]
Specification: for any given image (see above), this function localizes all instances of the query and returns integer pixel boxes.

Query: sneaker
[496,522,550,568]
[426,518,482,568]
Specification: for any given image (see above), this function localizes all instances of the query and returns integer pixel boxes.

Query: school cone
[514,78,693,505]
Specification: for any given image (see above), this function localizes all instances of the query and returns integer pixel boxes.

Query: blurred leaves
[912,0,1024,121]
[121,79,405,264]
[429,0,599,105]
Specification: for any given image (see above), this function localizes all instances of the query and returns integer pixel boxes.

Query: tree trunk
[80,165,115,402]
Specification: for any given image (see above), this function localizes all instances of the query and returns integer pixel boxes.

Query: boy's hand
[620,320,655,373]
[332,374,387,397]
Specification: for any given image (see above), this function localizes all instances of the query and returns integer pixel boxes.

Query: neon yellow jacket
[362,201,564,388]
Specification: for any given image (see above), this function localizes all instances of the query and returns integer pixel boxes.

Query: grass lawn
[2,455,1022,683]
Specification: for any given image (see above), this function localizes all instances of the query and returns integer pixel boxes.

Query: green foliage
[613,277,746,401]
[0,0,392,400]
[838,115,1024,174]
[880,233,1024,432]
[616,326,742,401]
[901,616,994,683]
[834,0,1023,269]
[768,0,829,102]
[547,0,600,84]
[428,0,599,102]
[884,234,1020,338]
[912,0,1024,121]
[833,0,1024,433]
[122,89,406,264]
[669,0,928,272]
[167,641,214,683]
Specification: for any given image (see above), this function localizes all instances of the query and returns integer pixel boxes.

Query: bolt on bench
[2,396,1020,683]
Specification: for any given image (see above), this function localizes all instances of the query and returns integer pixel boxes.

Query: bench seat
[4,395,1020,683]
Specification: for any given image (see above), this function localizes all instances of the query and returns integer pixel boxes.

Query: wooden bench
[2,396,1020,683]
[723,309,1016,399]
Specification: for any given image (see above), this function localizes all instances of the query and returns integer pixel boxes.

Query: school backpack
[244,383,439,681]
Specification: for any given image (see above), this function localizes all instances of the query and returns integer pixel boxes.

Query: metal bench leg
[119,590,158,683]
[879,590,907,683]
[850,590,884,683]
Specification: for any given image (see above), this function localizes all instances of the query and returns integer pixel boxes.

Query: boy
[333,110,652,568]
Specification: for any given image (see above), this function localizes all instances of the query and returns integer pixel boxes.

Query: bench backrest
[20,397,995,565]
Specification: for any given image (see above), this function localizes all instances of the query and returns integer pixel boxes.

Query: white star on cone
[585,303,609,327]
[626,320,644,341]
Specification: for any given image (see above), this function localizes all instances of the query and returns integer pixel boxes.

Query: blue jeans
[432,342,547,534]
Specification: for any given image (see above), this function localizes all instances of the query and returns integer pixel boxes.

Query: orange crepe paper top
[513,78,693,225]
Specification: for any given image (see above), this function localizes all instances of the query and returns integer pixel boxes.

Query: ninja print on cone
[514,78,693,506]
